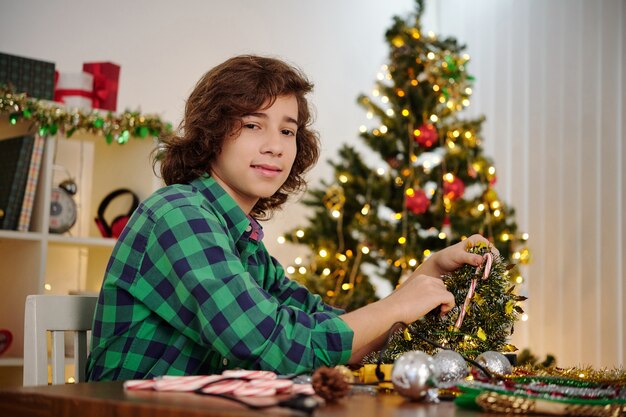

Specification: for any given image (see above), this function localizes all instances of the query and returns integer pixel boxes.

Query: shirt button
[222,358,229,366]
[245,225,252,233]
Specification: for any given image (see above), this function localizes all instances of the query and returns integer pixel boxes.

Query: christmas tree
[282,0,529,359]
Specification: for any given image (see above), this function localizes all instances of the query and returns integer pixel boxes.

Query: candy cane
[454,252,493,329]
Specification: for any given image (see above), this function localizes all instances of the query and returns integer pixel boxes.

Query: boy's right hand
[389,273,455,324]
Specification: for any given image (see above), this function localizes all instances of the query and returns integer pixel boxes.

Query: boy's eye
[244,123,258,129]
[282,129,296,136]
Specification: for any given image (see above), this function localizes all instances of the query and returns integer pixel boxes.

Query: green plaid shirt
[86,175,353,381]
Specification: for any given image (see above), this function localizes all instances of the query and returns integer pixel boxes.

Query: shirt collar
[189,174,263,243]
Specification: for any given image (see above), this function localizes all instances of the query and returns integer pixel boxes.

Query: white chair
[23,294,98,386]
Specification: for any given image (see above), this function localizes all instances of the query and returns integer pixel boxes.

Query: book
[0,135,35,230]
[17,134,45,232]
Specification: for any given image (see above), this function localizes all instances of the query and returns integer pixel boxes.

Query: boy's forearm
[340,298,401,364]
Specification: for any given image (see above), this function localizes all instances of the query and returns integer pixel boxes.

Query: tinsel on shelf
[281,0,531,357]
[0,85,172,143]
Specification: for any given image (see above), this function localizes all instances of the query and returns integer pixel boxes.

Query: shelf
[47,235,117,248]
[0,230,44,241]
[0,357,23,367]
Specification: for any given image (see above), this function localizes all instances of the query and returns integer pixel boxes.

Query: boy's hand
[425,234,498,277]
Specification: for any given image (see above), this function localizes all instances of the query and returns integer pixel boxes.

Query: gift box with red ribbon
[83,62,120,111]
[53,71,94,110]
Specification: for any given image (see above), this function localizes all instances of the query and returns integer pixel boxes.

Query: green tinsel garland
[374,243,524,362]
[0,86,172,144]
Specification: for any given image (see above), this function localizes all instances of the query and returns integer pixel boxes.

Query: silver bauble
[475,351,512,375]
[432,350,469,388]
[391,351,435,401]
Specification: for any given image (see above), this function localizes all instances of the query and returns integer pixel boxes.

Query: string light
[401,109,409,116]
[423,249,431,257]
[372,88,380,96]
[438,232,446,239]
[408,258,417,267]
[385,109,394,116]
[337,254,347,262]
[338,175,348,183]
[44,283,52,291]
[359,125,367,133]
[294,257,302,265]
[331,210,341,218]
[366,111,373,119]
[398,237,406,245]
[277,236,286,244]
[295,230,304,238]
[322,268,331,276]
[298,267,307,274]
[342,283,353,291]
[521,313,529,322]
[427,51,436,59]
[380,125,388,133]
[376,168,386,175]
[361,246,370,254]
[287,266,296,274]
[522,233,529,240]
[429,114,438,122]
[381,96,389,103]
[319,249,328,258]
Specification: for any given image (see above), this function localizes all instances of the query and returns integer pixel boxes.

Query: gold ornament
[322,185,346,212]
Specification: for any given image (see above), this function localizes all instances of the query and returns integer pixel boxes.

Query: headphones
[94,189,139,238]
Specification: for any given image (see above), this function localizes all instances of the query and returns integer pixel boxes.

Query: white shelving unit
[0,116,158,385]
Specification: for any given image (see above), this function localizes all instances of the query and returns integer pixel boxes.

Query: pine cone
[312,366,350,402]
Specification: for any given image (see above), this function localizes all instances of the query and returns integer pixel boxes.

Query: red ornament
[443,175,465,200]
[414,124,438,148]
[406,189,430,214]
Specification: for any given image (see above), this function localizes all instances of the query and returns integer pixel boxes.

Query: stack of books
[0,134,45,232]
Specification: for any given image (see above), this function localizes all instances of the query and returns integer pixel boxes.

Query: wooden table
[0,381,495,417]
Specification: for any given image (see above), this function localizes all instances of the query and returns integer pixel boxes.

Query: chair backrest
[23,294,98,386]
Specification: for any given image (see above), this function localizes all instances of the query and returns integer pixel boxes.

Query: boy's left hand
[427,234,498,277]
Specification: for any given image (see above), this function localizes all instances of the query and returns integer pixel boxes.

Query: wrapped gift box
[53,71,94,110]
[83,62,120,111]
[0,52,55,99]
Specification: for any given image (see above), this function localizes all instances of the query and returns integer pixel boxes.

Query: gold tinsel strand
[0,87,172,143]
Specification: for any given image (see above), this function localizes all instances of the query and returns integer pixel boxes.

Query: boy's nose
[261,132,283,156]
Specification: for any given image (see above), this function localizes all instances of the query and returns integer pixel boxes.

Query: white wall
[2,0,624,368]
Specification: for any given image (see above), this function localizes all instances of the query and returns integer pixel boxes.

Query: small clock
[49,179,77,234]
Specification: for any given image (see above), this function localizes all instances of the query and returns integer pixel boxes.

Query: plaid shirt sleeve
[262,253,346,316]
[126,204,353,374]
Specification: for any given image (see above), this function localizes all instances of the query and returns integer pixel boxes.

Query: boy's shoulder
[142,182,212,218]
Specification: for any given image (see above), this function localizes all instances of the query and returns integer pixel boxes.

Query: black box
[0,52,55,100]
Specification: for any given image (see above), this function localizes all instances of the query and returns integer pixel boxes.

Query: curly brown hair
[156,55,320,219]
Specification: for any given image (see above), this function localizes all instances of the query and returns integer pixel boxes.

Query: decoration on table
[311,366,351,402]
[455,373,625,417]
[474,351,513,376]
[414,123,438,148]
[124,370,321,414]
[0,52,55,100]
[431,349,469,388]
[378,242,521,362]
[1,85,172,144]
[391,350,436,401]
[405,188,430,214]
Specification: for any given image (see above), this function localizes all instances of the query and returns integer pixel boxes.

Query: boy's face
[210,94,299,213]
